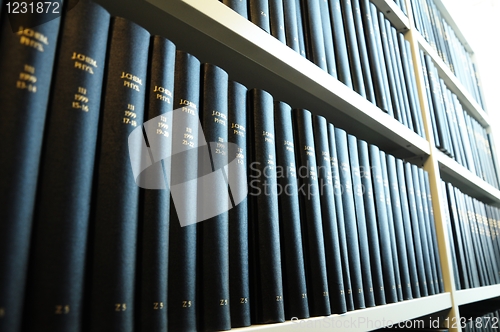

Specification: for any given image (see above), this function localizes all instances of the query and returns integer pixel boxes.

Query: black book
[441,182,462,290]
[386,155,413,300]
[139,35,175,332]
[0,4,61,331]
[318,0,337,77]
[335,128,365,310]
[299,0,327,71]
[369,144,398,303]
[328,124,353,312]
[396,160,421,298]
[222,0,248,18]
[294,0,307,57]
[89,17,150,331]
[199,63,231,331]
[227,81,251,328]
[348,135,375,307]
[25,1,110,331]
[357,140,386,305]
[359,0,389,113]
[293,109,331,317]
[351,0,375,103]
[274,103,309,319]
[313,116,347,314]
[412,165,436,296]
[282,0,300,52]
[379,151,403,302]
[419,50,440,148]
[328,0,353,87]
[269,0,286,43]
[248,88,285,324]
[167,50,201,332]
[404,162,429,297]
[248,0,270,33]
[340,0,366,97]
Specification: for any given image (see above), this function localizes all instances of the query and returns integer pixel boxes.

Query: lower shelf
[455,284,500,306]
[234,293,452,331]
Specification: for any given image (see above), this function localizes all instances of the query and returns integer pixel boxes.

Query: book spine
[294,0,307,57]
[274,102,309,319]
[347,135,375,307]
[293,109,331,317]
[227,81,251,327]
[248,88,285,323]
[335,128,365,310]
[25,2,110,331]
[369,144,398,303]
[328,124,354,311]
[0,4,61,331]
[313,116,347,314]
[89,17,150,332]
[199,63,231,331]
[269,0,286,43]
[167,50,201,331]
[386,155,413,300]
[357,140,386,305]
[340,0,366,97]
[248,0,270,33]
[318,0,337,77]
[299,0,327,71]
[222,0,248,18]
[282,0,300,52]
[139,35,175,332]
[327,0,352,87]
[396,160,421,298]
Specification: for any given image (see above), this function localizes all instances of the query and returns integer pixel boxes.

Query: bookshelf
[85,0,500,331]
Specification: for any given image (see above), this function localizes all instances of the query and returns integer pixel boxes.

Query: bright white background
[440,0,500,156]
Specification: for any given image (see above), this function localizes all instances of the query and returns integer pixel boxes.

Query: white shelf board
[417,34,490,128]
[437,150,500,206]
[94,0,430,159]
[233,293,452,331]
[372,0,410,31]
[455,284,500,306]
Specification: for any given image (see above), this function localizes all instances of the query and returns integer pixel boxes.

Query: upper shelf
[416,33,490,129]
[372,0,410,31]
[437,150,500,206]
[232,293,452,331]
[94,0,430,159]
[455,284,500,306]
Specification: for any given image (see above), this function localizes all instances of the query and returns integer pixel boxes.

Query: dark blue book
[167,50,201,332]
[294,0,307,57]
[369,144,398,303]
[25,2,110,331]
[228,81,251,327]
[328,0,352,87]
[293,109,331,317]
[89,17,150,332]
[335,128,365,310]
[139,35,175,332]
[0,4,61,331]
[300,0,327,71]
[222,0,248,18]
[249,0,270,33]
[274,102,309,320]
[318,0,337,77]
[282,0,300,52]
[269,0,286,43]
[199,63,231,331]
[357,140,386,305]
[348,135,375,307]
[327,123,351,312]
[248,88,285,324]
[313,115,347,314]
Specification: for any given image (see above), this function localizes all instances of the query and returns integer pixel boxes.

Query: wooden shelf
[455,285,500,306]
[233,294,452,331]
[372,0,410,31]
[94,0,430,159]
[416,33,490,128]
[437,150,500,206]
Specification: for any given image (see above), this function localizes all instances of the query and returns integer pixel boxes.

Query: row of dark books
[220,0,427,138]
[391,0,407,15]
[420,49,500,189]
[410,0,485,108]
[443,182,500,291]
[463,309,500,332]
[0,1,447,331]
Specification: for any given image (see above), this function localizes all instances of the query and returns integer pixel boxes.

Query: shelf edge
[455,284,500,306]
